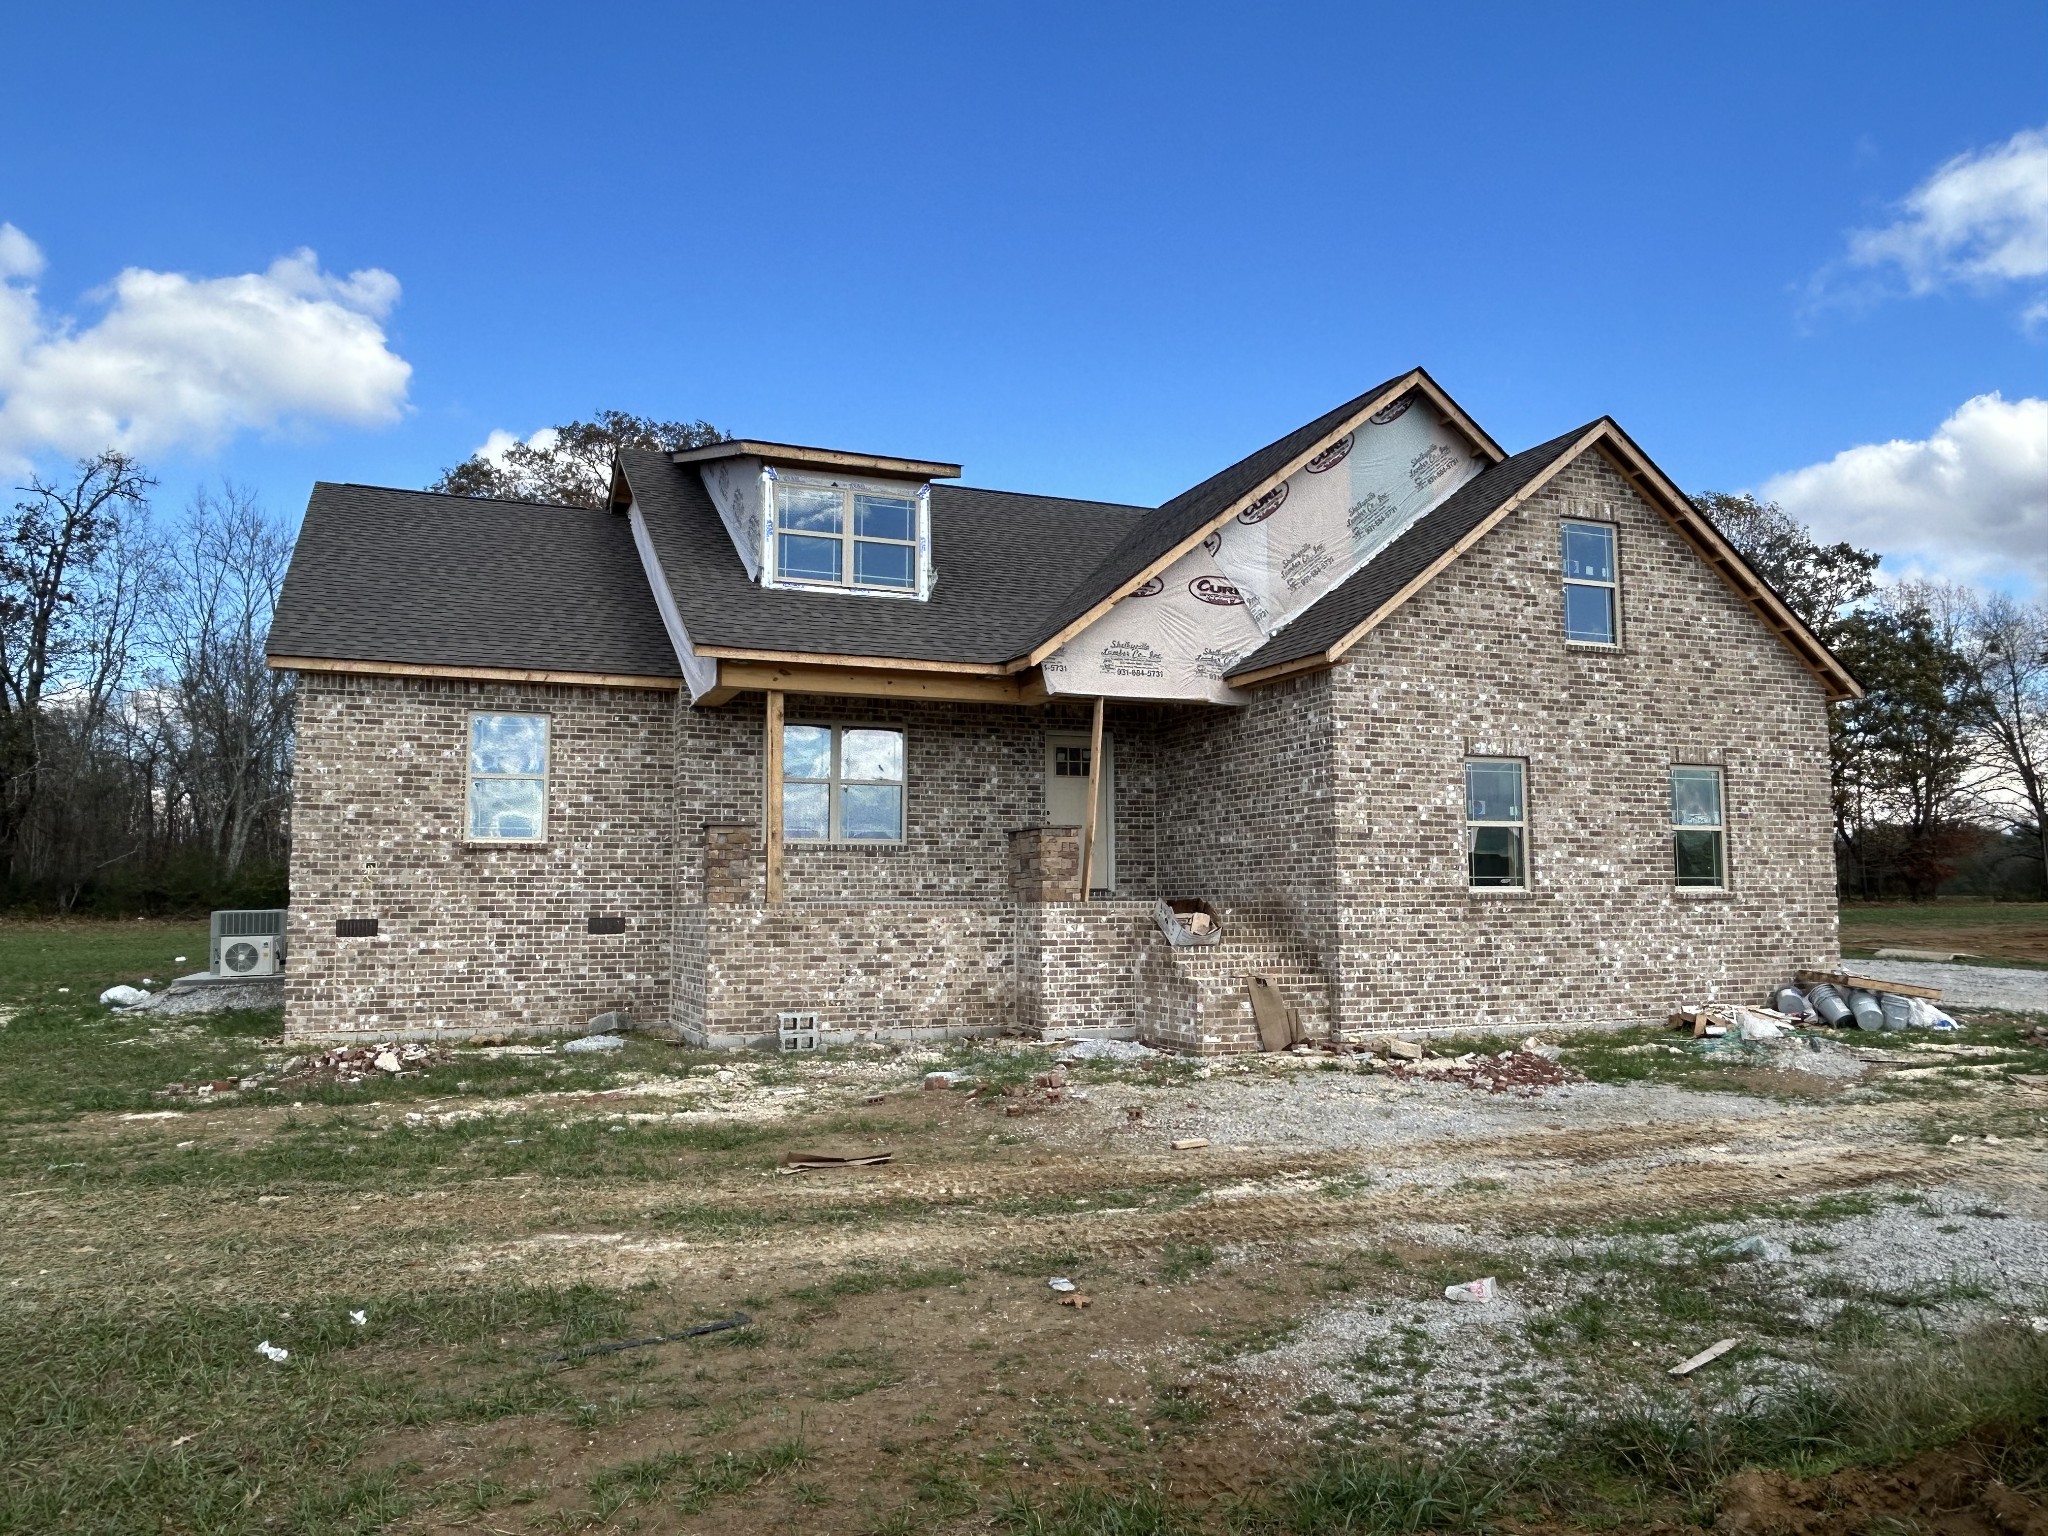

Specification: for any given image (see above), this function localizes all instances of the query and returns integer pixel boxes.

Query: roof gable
[1228,420,1861,701]
[1020,368,1505,666]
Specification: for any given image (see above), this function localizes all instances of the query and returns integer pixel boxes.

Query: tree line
[1697,493,2047,900]
[2,415,2041,913]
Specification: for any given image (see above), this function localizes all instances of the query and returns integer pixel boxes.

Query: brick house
[266,369,1858,1050]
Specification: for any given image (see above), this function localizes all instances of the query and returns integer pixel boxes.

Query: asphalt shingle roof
[615,449,1147,666]
[1227,424,1598,677]
[267,483,683,678]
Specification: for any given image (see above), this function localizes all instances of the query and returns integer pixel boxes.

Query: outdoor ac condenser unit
[217,934,280,977]
[210,909,288,976]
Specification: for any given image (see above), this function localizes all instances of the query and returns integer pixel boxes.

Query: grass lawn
[1840,900,2048,967]
[3,919,2045,1535]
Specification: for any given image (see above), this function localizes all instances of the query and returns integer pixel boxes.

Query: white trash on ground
[1047,1277,1077,1293]
[564,1034,626,1054]
[99,985,151,1008]
[1443,1276,1497,1303]
[349,1310,367,1327]
[254,1341,289,1363]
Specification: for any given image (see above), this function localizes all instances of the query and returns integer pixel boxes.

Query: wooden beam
[764,690,785,905]
[267,655,682,691]
[694,645,1007,677]
[1076,695,1105,901]
[669,439,961,480]
[706,659,1032,705]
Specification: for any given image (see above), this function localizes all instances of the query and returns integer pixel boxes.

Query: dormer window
[774,482,919,591]
[681,440,956,601]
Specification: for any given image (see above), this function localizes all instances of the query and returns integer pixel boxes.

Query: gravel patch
[1842,960,2048,1012]
[1108,1065,1787,1159]
[1240,1182,2048,1452]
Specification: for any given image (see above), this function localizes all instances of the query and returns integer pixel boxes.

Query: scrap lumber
[1796,968,1941,1001]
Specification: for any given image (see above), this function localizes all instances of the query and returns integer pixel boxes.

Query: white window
[1561,520,1618,645]
[468,713,548,842]
[774,481,918,591]
[782,724,905,842]
[1466,758,1526,888]
[1672,766,1726,888]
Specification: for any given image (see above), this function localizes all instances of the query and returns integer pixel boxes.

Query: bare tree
[151,483,297,879]
[0,452,156,877]
[1962,592,2048,888]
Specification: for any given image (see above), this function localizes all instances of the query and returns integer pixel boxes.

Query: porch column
[1076,694,1104,902]
[764,689,784,904]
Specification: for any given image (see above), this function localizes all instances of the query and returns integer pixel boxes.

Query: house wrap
[266,369,1859,1050]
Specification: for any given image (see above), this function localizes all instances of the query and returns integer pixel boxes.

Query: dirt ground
[7,1001,2048,1533]
[1841,900,2048,966]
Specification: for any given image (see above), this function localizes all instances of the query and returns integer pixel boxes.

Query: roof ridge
[326,481,605,515]
[945,484,1152,513]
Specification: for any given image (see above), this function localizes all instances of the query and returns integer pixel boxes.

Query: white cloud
[1833,125,2048,327]
[1761,392,2048,589]
[0,226,411,465]
[473,425,559,466]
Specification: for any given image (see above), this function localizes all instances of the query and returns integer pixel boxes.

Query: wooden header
[695,659,1050,709]
[267,655,683,691]
[669,440,961,480]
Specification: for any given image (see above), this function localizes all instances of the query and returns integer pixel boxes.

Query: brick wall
[284,674,677,1039]
[1324,449,1839,1030]
[692,901,1016,1046]
[1153,671,1343,967]
[1017,901,1149,1036]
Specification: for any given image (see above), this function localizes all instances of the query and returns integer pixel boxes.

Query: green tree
[430,410,726,510]
[1691,491,1878,642]
[1830,604,1980,899]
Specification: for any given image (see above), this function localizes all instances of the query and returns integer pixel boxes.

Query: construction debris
[1170,1137,1211,1151]
[1387,1038,1426,1061]
[778,1151,893,1174]
[1669,1337,1740,1377]
[1382,1046,1580,1096]
[542,1312,752,1362]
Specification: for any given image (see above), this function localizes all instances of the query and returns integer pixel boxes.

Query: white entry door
[1044,731,1115,895]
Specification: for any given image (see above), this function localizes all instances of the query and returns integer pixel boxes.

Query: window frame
[1464,756,1529,891]
[780,722,907,845]
[771,477,921,594]
[465,711,550,845]
[1670,764,1727,890]
[1560,518,1620,647]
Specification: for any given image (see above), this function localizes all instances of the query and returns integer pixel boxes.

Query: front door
[1044,731,1115,895]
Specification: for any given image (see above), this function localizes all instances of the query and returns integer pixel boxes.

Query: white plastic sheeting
[700,458,767,581]
[1045,393,1487,703]
[703,459,936,601]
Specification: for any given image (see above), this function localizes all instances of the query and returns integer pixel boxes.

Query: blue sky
[3,1,2043,587]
